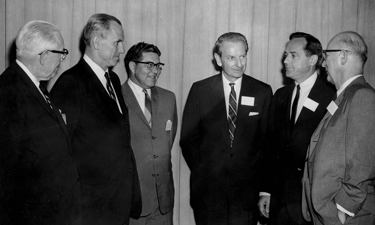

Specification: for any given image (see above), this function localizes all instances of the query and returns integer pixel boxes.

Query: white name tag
[327,101,338,115]
[165,120,172,131]
[303,98,319,112]
[241,96,254,106]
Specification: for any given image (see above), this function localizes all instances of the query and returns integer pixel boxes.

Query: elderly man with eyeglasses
[302,31,375,225]
[0,20,82,224]
[121,42,177,225]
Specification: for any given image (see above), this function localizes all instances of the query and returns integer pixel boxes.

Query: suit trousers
[193,188,258,225]
[129,194,173,225]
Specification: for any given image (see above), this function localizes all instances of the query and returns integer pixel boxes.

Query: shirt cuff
[336,203,355,217]
[259,192,271,196]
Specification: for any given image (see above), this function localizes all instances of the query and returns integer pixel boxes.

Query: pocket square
[249,112,259,116]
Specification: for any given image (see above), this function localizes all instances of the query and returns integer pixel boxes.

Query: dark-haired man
[122,42,177,225]
[258,32,335,225]
[51,13,141,224]
[181,32,273,225]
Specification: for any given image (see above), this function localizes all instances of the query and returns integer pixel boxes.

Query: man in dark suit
[122,42,177,225]
[258,32,335,225]
[0,20,81,224]
[180,32,273,225]
[51,13,141,225]
[302,31,375,225]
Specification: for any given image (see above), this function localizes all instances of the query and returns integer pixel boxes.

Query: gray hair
[83,13,122,47]
[213,32,249,57]
[16,20,61,57]
[333,31,368,64]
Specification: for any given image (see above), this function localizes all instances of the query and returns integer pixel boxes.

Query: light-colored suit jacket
[302,76,375,225]
[122,82,177,216]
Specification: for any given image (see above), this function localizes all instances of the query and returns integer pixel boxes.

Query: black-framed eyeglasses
[323,49,352,59]
[38,48,69,61]
[133,61,165,71]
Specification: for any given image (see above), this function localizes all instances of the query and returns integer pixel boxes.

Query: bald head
[329,31,368,65]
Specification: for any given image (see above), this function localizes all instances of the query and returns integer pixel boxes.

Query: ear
[92,36,100,50]
[39,51,47,66]
[309,54,318,66]
[214,53,222,67]
[129,61,136,75]
[339,51,348,65]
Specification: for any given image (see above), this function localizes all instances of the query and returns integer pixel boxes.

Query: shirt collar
[16,59,40,88]
[337,74,363,97]
[222,73,242,87]
[128,78,149,96]
[294,72,317,89]
[83,54,108,78]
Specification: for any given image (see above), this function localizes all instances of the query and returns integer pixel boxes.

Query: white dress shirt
[222,74,242,117]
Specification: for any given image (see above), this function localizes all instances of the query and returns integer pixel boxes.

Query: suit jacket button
[154,155,158,158]
[77,177,81,182]
[152,136,156,139]
[152,174,155,177]
[129,169,133,172]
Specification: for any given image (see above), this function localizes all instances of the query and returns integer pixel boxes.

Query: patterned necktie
[290,84,300,131]
[104,72,116,101]
[39,82,56,118]
[228,83,237,147]
[143,89,152,127]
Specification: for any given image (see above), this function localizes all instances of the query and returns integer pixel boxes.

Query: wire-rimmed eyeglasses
[133,61,165,71]
[38,48,69,61]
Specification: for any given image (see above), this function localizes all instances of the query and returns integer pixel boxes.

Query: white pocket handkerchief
[249,112,259,116]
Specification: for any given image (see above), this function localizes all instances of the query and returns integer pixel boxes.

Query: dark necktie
[290,84,300,130]
[228,83,237,147]
[104,72,116,101]
[143,89,152,127]
[39,82,56,118]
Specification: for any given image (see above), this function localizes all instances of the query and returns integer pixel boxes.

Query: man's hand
[338,210,347,224]
[258,195,270,218]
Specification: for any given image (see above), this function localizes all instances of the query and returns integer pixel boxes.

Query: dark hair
[289,32,323,67]
[213,32,248,56]
[124,42,161,76]
[83,13,122,47]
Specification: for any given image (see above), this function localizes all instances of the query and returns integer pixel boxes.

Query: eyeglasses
[323,49,352,59]
[133,61,165,71]
[38,48,69,61]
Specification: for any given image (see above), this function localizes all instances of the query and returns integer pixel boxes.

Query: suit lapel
[123,82,150,128]
[14,63,68,135]
[209,74,231,148]
[150,87,159,125]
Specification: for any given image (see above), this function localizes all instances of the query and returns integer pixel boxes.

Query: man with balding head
[302,31,375,225]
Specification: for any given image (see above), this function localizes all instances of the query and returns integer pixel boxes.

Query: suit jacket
[51,59,141,225]
[260,75,334,224]
[0,62,81,224]
[302,76,375,225]
[180,73,272,211]
[122,82,177,216]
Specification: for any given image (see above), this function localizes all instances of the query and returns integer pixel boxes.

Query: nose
[118,42,125,54]
[236,58,243,67]
[283,54,290,64]
[151,65,159,74]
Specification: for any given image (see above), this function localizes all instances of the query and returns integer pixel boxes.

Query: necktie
[104,72,116,101]
[228,83,237,147]
[290,84,300,130]
[143,89,152,127]
[39,82,56,118]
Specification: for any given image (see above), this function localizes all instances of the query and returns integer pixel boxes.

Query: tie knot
[296,84,300,91]
[142,89,148,94]
[39,82,49,96]
[104,72,110,81]
[229,83,235,87]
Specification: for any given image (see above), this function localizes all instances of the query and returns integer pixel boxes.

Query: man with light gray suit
[302,31,375,225]
[122,42,177,225]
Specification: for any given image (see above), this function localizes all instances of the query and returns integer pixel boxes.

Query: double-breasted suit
[260,75,334,224]
[122,82,177,216]
[51,59,141,225]
[181,73,272,214]
[302,76,375,225]
[0,62,81,224]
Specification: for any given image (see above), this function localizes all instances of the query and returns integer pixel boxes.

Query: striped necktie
[228,83,237,147]
[39,82,56,118]
[143,89,152,127]
[104,72,116,101]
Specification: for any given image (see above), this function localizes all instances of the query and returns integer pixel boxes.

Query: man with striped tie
[122,42,177,225]
[181,32,273,225]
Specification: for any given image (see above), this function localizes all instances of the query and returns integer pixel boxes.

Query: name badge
[303,98,319,112]
[241,96,254,106]
[327,101,338,115]
[165,120,172,131]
